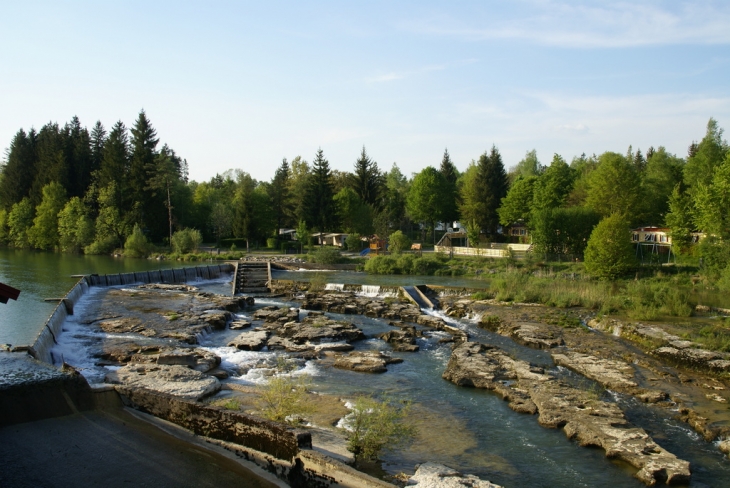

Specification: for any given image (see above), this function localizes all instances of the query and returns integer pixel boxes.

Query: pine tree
[304,149,337,236]
[350,146,382,209]
[97,121,129,210]
[268,158,292,232]
[0,129,37,211]
[128,110,159,229]
[31,122,69,206]
[90,121,107,173]
[476,146,508,237]
[439,148,459,226]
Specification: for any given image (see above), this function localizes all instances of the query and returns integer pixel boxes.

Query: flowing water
[7,254,730,486]
[53,276,730,487]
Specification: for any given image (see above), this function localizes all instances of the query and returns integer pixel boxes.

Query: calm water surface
[0,248,195,346]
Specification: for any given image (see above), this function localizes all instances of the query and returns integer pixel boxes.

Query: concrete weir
[0,263,395,488]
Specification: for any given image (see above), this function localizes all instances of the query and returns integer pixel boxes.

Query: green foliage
[304,148,337,233]
[696,236,730,279]
[342,396,415,462]
[388,230,411,254]
[531,154,575,211]
[684,118,728,190]
[345,233,362,251]
[476,146,508,236]
[171,228,203,254]
[584,214,636,280]
[312,246,341,264]
[7,198,34,248]
[124,224,150,258]
[58,197,94,252]
[498,175,536,226]
[0,209,8,244]
[334,187,373,235]
[28,182,66,250]
[585,152,643,223]
[665,184,695,253]
[296,220,311,253]
[530,207,600,256]
[407,166,447,241]
[258,373,312,425]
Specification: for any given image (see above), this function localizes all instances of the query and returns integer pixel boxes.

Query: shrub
[584,214,636,280]
[341,396,415,462]
[267,237,278,249]
[388,230,412,254]
[312,246,341,264]
[346,233,363,251]
[258,373,312,425]
[171,228,203,254]
[123,224,150,258]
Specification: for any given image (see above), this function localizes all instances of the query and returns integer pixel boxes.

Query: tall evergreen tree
[476,145,508,237]
[146,144,182,246]
[439,148,459,226]
[350,146,382,209]
[304,148,337,236]
[31,122,69,206]
[90,121,107,173]
[0,129,37,211]
[288,156,310,224]
[66,116,93,199]
[97,121,129,211]
[128,110,159,230]
[268,158,292,232]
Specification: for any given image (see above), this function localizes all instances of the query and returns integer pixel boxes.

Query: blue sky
[2,1,729,182]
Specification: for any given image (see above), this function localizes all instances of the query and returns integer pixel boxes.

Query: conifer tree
[0,129,36,211]
[128,110,159,228]
[269,158,292,232]
[350,146,382,209]
[304,149,337,237]
[439,148,460,226]
[476,146,507,237]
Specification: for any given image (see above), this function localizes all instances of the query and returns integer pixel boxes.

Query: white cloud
[402,1,730,48]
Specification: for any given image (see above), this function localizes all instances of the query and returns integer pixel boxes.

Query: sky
[1,0,729,182]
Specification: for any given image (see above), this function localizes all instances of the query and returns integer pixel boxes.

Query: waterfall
[324,283,345,291]
[360,285,381,297]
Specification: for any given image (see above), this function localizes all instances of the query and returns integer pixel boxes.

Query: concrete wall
[30,264,235,363]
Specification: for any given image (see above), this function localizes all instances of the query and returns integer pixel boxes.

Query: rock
[653,346,730,372]
[253,306,300,323]
[407,462,502,488]
[228,330,269,351]
[156,348,221,373]
[442,342,691,486]
[719,439,730,457]
[552,352,638,391]
[379,328,420,352]
[229,319,251,330]
[333,351,403,373]
[266,316,365,344]
[105,364,220,401]
[201,311,230,330]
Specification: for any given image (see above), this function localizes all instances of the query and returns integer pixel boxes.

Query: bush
[258,370,312,425]
[345,233,362,251]
[388,230,412,254]
[171,228,203,254]
[312,246,341,264]
[267,237,278,249]
[123,224,150,258]
[341,396,415,462]
[584,214,636,280]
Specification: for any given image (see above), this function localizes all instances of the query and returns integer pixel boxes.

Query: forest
[0,112,729,283]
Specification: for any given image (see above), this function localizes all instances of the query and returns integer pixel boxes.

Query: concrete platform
[0,406,284,488]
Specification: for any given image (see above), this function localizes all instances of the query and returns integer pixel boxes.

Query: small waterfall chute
[360,285,380,297]
[324,283,345,291]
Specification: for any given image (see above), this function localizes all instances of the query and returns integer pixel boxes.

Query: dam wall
[29,264,235,364]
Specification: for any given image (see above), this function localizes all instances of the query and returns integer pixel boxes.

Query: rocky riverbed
[54,283,730,486]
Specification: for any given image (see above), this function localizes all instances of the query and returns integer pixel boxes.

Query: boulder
[266,316,365,344]
[105,364,220,401]
[253,306,300,323]
[407,462,502,488]
[228,330,269,351]
[229,319,251,330]
[333,351,403,373]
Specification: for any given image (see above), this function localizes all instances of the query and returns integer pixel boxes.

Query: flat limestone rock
[266,315,365,344]
[442,342,691,486]
[333,351,403,373]
[552,351,638,391]
[408,462,502,488]
[227,330,269,351]
[105,364,220,401]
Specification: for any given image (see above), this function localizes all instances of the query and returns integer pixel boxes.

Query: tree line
[0,113,728,270]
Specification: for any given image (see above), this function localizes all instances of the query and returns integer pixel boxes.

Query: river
[0,248,194,347]
[5,250,730,485]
